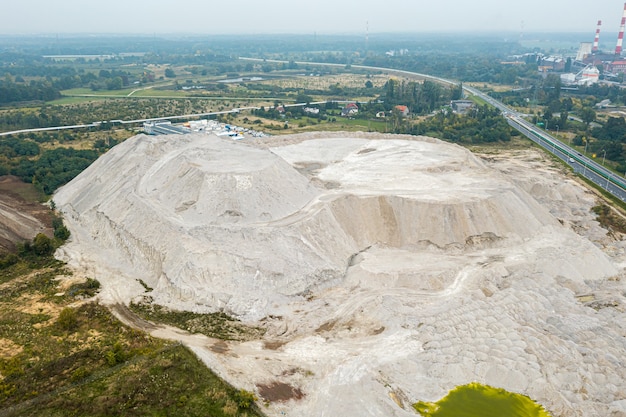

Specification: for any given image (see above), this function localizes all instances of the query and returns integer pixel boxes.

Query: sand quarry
[54,132,626,416]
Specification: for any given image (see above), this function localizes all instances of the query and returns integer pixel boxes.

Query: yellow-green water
[413,383,552,417]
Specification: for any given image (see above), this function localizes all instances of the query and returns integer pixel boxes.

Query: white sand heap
[54,132,626,416]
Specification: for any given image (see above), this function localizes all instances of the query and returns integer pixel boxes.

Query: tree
[295,93,313,104]
[451,82,463,101]
[593,116,626,141]
[580,107,596,129]
[106,76,123,90]
[559,111,568,130]
[164,68,176,78]
[33,233,53,256]
[385,79,396,100]
[365,80,374,89]
[564,57,572,72]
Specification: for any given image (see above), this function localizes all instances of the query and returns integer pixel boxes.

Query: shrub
[0,253,19,269]
[57,307,78,331]
[106,342,126,366]
[70,366,91,382]
[33,233,53,256]
[67,278,100,298]
[52,216,71,241]
[235,389,257,409]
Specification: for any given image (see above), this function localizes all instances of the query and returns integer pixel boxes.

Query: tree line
[0,136,104,195]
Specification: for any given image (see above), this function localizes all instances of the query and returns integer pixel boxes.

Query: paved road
[505,113,626,201]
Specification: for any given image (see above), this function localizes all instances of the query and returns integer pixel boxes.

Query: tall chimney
[616,3,626,55]
[593,20,602,52]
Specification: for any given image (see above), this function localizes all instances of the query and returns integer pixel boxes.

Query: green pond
[413,383,552,417]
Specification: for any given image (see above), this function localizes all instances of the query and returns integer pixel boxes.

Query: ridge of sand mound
[54,133,616,319]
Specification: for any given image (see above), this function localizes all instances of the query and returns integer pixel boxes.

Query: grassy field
[130,299,265,341]
[0,178,47,203]
[334,118,387,131]
[0,257,264,417]
[46,96,110,106]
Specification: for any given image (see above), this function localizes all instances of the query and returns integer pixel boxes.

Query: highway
[462,84,626,201]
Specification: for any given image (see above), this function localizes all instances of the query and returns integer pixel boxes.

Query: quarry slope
[54,132,626,417]
[0,176,52,252]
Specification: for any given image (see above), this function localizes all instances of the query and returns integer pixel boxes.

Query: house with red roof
[341,103,359,117]
[394,105,410,117]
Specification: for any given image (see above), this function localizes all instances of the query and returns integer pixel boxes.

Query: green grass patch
[0,180,47,204]
[339,118,386,130]
[58,88,95,96]
[129,299,265,341]
[130,89,190,98]
[9,344,263,417]
[468,94,488,107]
[413,383,552,417]
[47,96,109,106]
[0,259,265,417]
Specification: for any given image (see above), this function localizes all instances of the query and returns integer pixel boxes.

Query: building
[394,105,410,117]
[450,100,474,114]
[541,56,566,72]
[576,42,593,61]
[341,103,359,117]
[143,121,190,136]
[579,66,600,85]
[609,60,626,73]
[560,73,577,85]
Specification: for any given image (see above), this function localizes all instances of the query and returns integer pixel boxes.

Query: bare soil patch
[257,382,305,402]
[0,176,52,252]
[0,338,23,359]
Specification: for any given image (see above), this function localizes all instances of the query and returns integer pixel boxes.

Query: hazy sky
[2,0,625,35]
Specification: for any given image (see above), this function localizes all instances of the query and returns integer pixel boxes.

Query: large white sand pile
[54,132,626,416]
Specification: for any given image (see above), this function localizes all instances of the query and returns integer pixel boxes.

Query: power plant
[559,3,626,85]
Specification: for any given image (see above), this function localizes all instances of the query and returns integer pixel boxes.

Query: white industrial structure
[576,43,593,61]
[560,64,600,86]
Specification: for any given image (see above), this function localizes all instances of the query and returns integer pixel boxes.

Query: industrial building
[572,3,626,78]
[143,121,190,135]
[556,3,626,86]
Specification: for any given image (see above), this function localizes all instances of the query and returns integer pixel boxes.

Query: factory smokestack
[593,20,602,52]
[616,3,626,55]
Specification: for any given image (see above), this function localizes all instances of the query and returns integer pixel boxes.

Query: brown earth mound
[0,176,52,252]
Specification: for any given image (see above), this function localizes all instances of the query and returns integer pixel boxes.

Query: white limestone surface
[54,132,626,417]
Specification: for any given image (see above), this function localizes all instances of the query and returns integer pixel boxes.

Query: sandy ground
[54,132,626,417]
